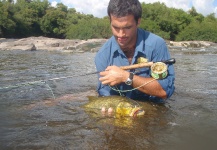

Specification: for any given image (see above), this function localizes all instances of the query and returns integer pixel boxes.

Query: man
[95,0,175,103]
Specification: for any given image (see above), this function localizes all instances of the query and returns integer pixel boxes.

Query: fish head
[116,102,145,117]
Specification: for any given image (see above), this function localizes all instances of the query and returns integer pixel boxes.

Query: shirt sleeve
[151,41,175,99]
[94,45,112,96]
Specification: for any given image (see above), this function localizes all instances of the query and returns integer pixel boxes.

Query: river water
[0,45,217,150]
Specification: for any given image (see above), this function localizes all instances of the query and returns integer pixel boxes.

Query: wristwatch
[125,72,134,85]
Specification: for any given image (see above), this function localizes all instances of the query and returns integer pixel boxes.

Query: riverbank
[0,36,216,51]
[0,36,107,52]
[168,40,217,48]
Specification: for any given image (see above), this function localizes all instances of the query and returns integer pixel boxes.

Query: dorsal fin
[87,96,97,101]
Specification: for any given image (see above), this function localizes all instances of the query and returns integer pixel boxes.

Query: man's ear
[137,18,141,26]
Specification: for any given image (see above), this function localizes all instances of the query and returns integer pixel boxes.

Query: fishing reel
[137,57,176,80]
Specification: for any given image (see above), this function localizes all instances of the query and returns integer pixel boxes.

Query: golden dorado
[82,95,145,117]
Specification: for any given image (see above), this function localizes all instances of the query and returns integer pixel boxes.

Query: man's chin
[116,38,128,48]
[117,42,128,50]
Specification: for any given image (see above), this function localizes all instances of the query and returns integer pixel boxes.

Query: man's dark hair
[107,0,142,24]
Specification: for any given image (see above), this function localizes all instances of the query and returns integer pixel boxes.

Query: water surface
[0,46,217,150]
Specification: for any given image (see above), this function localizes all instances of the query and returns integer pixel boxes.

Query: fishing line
[0,80,45,90]
[0,71,98,91]
[0,73,155,99]
[0,80,56,99]
[44,82,55,99]
[109,78,160,107]
[0,72,98,99]
[109,78,157,93]
[0,58,174,97]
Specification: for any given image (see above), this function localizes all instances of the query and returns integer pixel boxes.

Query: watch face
[125,79,132,85]
[125,72,134,85]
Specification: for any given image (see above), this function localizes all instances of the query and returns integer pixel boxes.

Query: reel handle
[162,58,176,65]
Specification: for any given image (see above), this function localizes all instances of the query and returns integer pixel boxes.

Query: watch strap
[129,72,134,80]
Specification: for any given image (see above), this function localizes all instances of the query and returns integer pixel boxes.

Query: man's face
[110,14,140,50]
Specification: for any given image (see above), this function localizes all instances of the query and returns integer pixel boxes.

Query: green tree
[176,20,217,42]
[66,17,111,40]
[10,0,50,37]
[29,0,50,35]
[206,13,217,22]
[40,5,67,38]
[188,7,204,22]
[0,1,16,37]
[65,8,80,25]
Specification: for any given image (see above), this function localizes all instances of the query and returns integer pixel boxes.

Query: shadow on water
[0,46,217,150]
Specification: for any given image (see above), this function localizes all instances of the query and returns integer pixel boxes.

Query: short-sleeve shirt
[95,28,175,103]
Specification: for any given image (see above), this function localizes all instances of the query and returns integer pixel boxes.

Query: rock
[63,46,77,50]
[0,37,107,52]
[90,47,101,52]
[169,41,212,48]
[50,43,60,47]
[30,44,37,51]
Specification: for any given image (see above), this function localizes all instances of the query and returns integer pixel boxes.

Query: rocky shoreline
[168,40,216,48]
[0,36,107,52]
[0,36,216,52]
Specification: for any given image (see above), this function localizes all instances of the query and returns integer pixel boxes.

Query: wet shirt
[94,28,175,103]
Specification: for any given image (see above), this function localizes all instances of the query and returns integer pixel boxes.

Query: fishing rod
[0,58,175,90]
[83,58,176,76]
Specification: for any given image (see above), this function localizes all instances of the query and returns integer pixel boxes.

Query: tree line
[1,0,217,42]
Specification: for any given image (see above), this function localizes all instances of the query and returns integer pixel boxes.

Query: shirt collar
[135,28,144,53]
[110,36,122,54]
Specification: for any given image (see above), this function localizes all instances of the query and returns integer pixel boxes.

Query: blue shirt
[95,28,175,103]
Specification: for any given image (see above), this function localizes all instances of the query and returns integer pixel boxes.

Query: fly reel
[151,62,168,79]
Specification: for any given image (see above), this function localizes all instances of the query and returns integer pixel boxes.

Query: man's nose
[118,29,126,37]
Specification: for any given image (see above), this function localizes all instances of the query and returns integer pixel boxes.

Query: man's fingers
[99,70,109,76]
[99,76,116,86]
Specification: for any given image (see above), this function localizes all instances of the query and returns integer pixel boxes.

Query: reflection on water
[0,47,217,150]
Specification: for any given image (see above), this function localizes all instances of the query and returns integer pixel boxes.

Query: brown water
[0,46,217,150]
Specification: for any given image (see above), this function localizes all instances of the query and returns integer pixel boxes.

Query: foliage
[0,0,217,42]
[176,18,217,42]
[66,17,111,40]
[0,1,16,37]
[140,2,192,40]
[40,6,67,38]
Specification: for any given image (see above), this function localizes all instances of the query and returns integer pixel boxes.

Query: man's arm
[99,66,168,99]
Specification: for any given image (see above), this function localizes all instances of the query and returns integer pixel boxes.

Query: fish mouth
[130,108,145,117]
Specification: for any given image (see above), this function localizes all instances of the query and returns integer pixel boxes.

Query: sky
[49,0,217,18]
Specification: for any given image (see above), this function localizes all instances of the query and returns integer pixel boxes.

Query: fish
[82,95,145,117]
